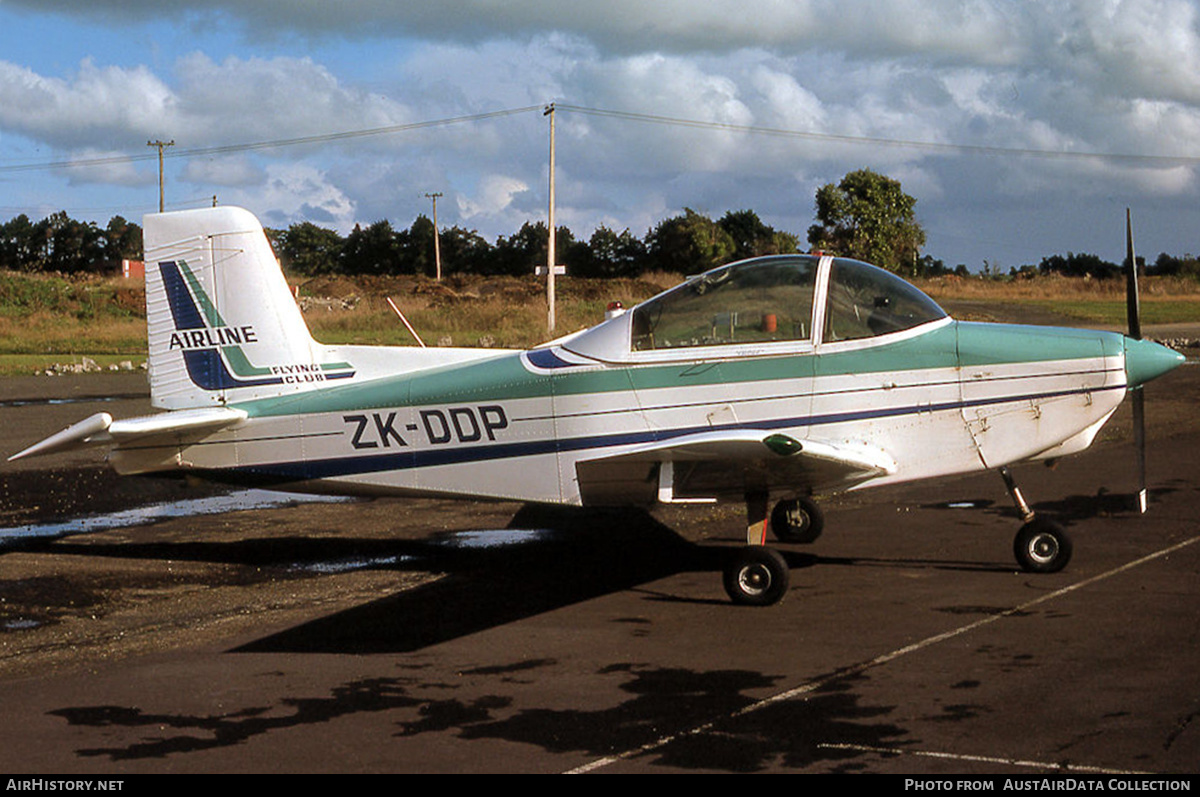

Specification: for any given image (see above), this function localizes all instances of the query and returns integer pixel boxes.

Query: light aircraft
[8,207,1185,605]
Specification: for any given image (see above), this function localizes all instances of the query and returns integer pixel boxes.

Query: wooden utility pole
[545,104,557,333]
[147,140,174,212]
[425,192,443,281]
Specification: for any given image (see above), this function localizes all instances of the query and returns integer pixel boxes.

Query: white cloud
[1052,0,1200,104]
[171,53,410,144]
[0,59,174,149]
[181,155,264,187]
[1123,163,1196,195]
[0,52,411,154]
[12,0,1030,62]
[221,163,356,230]
[457,174,531,223]
[63,148,156,187]
[4,0,1200,265]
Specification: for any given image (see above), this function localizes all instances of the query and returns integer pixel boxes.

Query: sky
[1,1,1199,271]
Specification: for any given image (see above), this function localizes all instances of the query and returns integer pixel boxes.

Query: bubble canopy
[562,255,948,363]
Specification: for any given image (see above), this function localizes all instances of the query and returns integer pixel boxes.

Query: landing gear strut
[1000,466,1072,573]
[723,490,790,605]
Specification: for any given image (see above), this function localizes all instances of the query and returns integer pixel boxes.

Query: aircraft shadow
[26,498,1069,654]
[233,505,815,655]
[27,505,755,652]
[921,486,1178,523]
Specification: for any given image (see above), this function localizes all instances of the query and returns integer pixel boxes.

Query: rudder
[143,206,355,409]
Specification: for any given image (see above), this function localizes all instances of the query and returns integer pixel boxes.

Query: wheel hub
[1027,533,1059,564]
[738,564,772,595]
[786,507,810,532]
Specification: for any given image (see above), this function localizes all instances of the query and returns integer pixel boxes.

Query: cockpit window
[823,259,947,342]
[632,256,817,351]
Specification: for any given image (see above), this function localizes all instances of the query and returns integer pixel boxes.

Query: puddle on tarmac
[433,529,557,549]
[284,529,558,575]
[0,395,139,409]
[2,618,42,631]
[0,494,562,583]
[0,489,355,549]
[290,554,409,574]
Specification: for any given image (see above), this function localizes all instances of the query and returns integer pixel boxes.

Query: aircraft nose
[1124,336,1185,388]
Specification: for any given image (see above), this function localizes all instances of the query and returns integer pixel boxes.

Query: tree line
[0,205,809,280]
[1023,251,1200,280]
[265,169,938,279]
[2,169,1196,280]
[0,170,926,278]
[0,212,142,274]
[272,207,808,279]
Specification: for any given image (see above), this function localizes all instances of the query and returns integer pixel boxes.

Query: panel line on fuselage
[190,378,1128,484]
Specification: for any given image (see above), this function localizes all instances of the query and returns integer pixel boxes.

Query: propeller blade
[1126,208,1141,341]
[1132,390,1146,513]
[1126,208,1147,513]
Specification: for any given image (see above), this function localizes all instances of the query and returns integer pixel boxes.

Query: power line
[0,195,215,217]
[0,106,545,175]
[555,104,1200,167]
[167,105,544,159]
[2,100,1194,184]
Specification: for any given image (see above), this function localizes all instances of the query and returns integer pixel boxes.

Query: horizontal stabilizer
[107,406,247,440]
[8,407,246,463]
[8,412,113,462]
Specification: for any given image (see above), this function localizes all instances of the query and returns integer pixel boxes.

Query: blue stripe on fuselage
[211,378,1126,483]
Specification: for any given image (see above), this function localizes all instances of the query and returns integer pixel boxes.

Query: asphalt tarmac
[0,366,1196,774]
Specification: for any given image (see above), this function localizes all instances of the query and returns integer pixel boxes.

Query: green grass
[0,272,149,373]
[1018,298,1200,326]
[0,273,143,321]
[2,269,1200,377]
[0,353,146,376]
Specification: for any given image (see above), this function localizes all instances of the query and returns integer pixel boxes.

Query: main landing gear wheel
[770,496,824,544]
[1013,518,1073,573]
[723,546,790,606]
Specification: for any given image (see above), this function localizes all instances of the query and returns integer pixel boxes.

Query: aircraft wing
[8,407,247,463]
[575,429,897,504]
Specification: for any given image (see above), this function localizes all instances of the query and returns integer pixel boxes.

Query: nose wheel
[1014,518,1072,573]
[1000,467,1073,573]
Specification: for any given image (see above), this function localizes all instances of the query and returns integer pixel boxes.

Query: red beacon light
[605,301,626,320]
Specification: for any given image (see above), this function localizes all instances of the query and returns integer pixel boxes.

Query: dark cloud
[2,1,1198,265]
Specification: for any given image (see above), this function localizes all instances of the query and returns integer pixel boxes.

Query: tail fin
[144,206,355,409]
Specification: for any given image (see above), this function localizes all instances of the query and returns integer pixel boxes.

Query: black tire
[723,546,790,606]
[1013,518,1073,573]
[770,496,824,544]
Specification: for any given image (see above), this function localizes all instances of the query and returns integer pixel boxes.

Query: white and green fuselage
[12,208,1184,513]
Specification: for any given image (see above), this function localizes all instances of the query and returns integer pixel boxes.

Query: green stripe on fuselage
[954,321,1124,368]
[233,320,1121,418]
